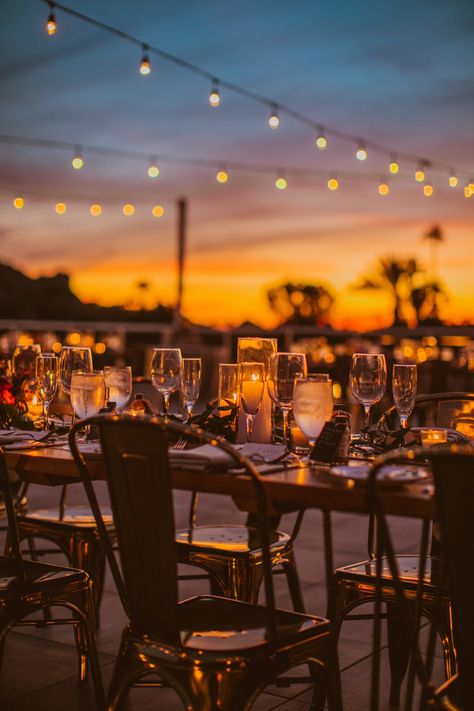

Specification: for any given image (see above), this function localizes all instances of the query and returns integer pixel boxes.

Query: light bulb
[448,174,458,188]
[389,159,399,174]
[216,169,229,183]
[415,169,425,182]
[423,184,433,197]
[152,205,164,217]
[55,202,66,214]
[123,203,135,216]
[315,132,327,150]
[147,164,160,178]
[275,176,287,190]
[90,204,102,216]
[46,3,57,35]
[464,184,472,198]
[13,196,24,209]
[356,144,368,161]
[268,105,280,129]
[327,177,339,191]
[209,80,220,107]
[378,182,390,196]
[140,45,151,75]
[72,150,84,170]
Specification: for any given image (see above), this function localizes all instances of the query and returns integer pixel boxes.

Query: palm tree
[267,282,334,326]
[352,256,422,326]
[423,224,444,278]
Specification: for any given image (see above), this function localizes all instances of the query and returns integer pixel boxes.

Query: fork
[173,438,187,450]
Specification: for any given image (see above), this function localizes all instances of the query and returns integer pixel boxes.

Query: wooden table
[5,446,435,520]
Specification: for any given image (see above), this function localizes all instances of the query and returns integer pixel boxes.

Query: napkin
[0,429,49,446]
[168,442,288,470]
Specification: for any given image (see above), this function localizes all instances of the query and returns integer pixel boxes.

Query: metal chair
[0,446,105,710]
[69,415,335,710]
[426,449,474,710]
[334,393,474,706]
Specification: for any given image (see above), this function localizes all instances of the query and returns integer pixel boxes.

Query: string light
[356,144,368,161]
[268,104,280,129]
[378,180,390,196]
[275,175,287,190]
[123,203,135,216]
[147,158,160,178]
[90,203,102,216]
[55,202,66,214]
[46,2,57,35]
[465,181,472,198]
[209,79,220,107]
[423,183,434,197]
[448,171,458,188]
[389,156,400,174]
[216,168,229,183]
[13,196,24,209]
[71,147,84,170]
[315,128,327,150]
[139,44,151,75]
[152,204,164,217]
[327,177,339,191]
[415,167,425,183]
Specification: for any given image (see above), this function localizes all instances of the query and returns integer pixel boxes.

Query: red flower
[0,378,15,405]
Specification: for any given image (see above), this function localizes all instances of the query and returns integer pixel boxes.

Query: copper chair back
[0,447,25,584]
[377,392,474,432]
[69,415,278,644]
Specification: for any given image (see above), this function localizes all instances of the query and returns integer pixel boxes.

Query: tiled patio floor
[0,481,445,709]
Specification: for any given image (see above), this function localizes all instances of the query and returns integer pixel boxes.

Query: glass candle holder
[420,428,448,447]
[237,337,277,443]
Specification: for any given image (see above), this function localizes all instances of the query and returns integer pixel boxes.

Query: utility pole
[175,197,187,327]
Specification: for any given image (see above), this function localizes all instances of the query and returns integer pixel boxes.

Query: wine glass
[269,352,307,447]
[12,344,41,385]
[70,371,105,439]
[350,353,387,438]
[392,364,417,429]
[151,348,182,415]
[59,346,93,396]
[239,362,265,442]
[35,353,58,428]
[181,358,202,421]
[103,366,133,412]
[293,375,333,450]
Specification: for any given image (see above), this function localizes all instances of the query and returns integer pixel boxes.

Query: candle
[27,393,43,419]
[420,428,448,447]
[241,377,264,414]
[237,338,277,443]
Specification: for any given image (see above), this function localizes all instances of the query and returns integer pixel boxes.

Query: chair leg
[107,629,147,711]
[71,534,107,628]
[207,558,264,604]
[387,601,411,707]
[281,551,305,612]
[437,603,456,681]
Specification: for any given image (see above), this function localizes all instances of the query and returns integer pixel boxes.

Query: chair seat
[0,556,87,597]
[18,505,115,530]
[142,595,329,655]
[175,525,290,556]
[336,555,442,591]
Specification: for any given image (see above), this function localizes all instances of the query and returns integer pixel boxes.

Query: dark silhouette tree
[267,282,334,325]
[423,224,445,277]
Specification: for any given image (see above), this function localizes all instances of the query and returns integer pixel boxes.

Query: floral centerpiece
[0,357,34,430]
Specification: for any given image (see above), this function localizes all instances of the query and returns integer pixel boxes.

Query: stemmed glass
[350,353,387,438]
[36,353,58,429]
[58,346,93,396]
[12,344,41,381]
[239,362,265,442]
[392,364,417,429]
[103,366,132,412]
[269,352,307,447]
[181,358,202,421]
[293,375,333,451]
[151,348,182,415]
[70,371,105,439]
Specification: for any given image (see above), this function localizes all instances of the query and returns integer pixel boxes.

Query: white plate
[329,462,431,487]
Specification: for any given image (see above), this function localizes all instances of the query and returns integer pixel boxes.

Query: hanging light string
[2,133,471,194]
[40,0,470,182]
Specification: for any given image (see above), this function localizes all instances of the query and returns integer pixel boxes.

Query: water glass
[239,362,265,442]
[293,375,333,449]
[269,352,307,446]
[181,358,202,421]
[151,348,182,415]
[70,371,105,420]
[103,366,132,412]
[59,346,93,396]
[392,364,417,429]
[350,353,387,436]
[35,353,58,428]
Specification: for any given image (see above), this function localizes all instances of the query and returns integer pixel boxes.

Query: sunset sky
[1,0,473,328]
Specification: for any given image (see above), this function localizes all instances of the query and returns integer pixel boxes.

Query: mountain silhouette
[0,262,173,322]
